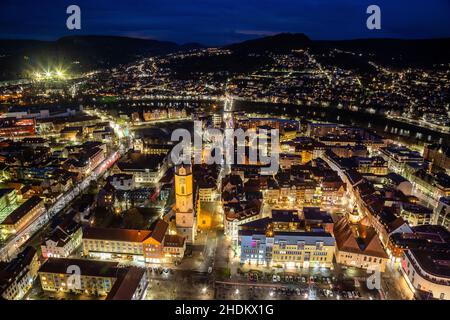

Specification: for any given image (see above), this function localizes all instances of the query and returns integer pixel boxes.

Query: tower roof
[175,164,192,176]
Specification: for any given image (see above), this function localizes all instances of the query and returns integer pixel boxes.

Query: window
[316,241,323,250]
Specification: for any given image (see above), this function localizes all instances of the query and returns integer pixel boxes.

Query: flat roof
[83,227,152,243]
[39,258,120,278]
[83,220,168,244]
[409,250,450,279]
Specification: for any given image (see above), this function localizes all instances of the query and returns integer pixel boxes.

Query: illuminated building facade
[240,230,335,268]
[0,188,19,225]
[0,117,36,137]
[0,247,40,300]
[82,220,184,264]
[334,217,389,272]
[41,215,82,259]
[175,165,196,243]
[39,258,148,299]
[238,211,335,268]
[401,249,450,300]
[435,197,450,229]
[0,196,45,235]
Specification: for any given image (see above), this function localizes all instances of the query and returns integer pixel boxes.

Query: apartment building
[0,247,40,300]
[0,196,46,234]
[39,258,148,299]
[82,219,185,263]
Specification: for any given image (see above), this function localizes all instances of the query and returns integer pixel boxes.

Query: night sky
[1,0,450,45]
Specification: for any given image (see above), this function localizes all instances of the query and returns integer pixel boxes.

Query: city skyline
[0,0,449,305]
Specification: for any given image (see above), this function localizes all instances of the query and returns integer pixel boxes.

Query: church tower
[175,164,196,243]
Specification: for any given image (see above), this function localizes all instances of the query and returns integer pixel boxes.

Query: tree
[87,180,99,195]
[123,209,146,229]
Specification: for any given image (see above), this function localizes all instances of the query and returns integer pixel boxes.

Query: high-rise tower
[175,164,196,243]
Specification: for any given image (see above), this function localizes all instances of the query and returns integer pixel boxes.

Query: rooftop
[163,235,186,248]
[1,196,43,225]
[39,258,120,278]
[117,152,166,172]
[83,227,152,243]
[105,267,147,300]
[409,250,450,279]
